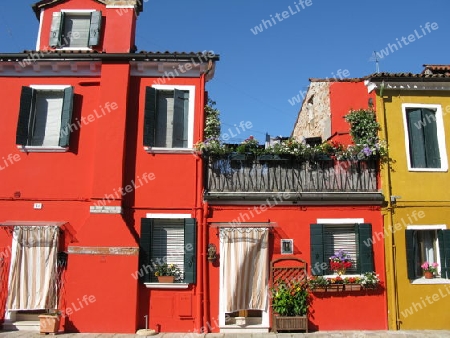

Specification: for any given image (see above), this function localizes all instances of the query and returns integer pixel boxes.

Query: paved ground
[1,331,450,337]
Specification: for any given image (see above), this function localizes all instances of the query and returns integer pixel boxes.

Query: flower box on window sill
[144,283,190,289]
[326,284,344,292]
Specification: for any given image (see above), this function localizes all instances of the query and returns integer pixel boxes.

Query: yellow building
[369,66,450,330]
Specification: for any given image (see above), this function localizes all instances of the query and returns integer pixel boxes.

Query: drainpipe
[378,92,400,330]
[194,74,206,332]
[203,201,210,332]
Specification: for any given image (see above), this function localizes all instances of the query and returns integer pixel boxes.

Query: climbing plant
[344,109,380,145]
[204,98,221,140]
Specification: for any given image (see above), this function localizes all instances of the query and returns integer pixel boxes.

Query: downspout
[194,73,206,332]
[202,201,210,332]
[378,90,400,330]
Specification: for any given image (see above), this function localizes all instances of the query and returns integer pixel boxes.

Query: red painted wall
[206,206,388,331]
[329,82,377,145]
[36,0,137,52]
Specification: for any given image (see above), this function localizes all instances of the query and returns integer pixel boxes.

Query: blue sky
[1,1,449,143]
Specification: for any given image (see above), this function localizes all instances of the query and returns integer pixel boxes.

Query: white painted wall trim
[406,224,446,230]
[317,218,365,224]
[145,213,192,219]
[36,10,44,51]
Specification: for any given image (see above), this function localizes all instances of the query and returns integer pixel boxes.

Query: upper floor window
[406,226,450,280]
[402,104,448,171]
[49,11,102,49]
[16,85,74,151]
[143,85,195,150]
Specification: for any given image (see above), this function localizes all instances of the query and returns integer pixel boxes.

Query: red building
[200,78,387,333]
[0,0,218,333]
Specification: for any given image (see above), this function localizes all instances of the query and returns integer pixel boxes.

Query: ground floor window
[406,226,450,279]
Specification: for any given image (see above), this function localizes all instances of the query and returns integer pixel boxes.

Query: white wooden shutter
[31,91,64,147]
[63,14,90,47]
[323,224,358,273]
[152,220,185,277]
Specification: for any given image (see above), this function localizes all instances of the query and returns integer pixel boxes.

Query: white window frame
[59,10,96,51]
[406,224,450,285]
[145,85,195,153]
[143,213,192,289]
[402,103,448,172]
[317,218,365,278]
[17,85,71,153]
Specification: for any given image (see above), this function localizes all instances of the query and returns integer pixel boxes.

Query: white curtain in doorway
[220,227,268,312]
[6,226,59,310]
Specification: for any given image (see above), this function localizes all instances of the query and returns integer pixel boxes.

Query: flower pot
[345,284,361,291]
[273,315,308,333]
[157,276,174,283]
[39,314,61,334]
[335,267,346,276]
[424,271,434,279]
[326,285,344,292]
[311,286,327,293]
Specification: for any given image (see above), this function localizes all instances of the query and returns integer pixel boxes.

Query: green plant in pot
[271,279,309,316]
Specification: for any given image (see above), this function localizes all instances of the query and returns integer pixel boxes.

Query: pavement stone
[1,331,450,337]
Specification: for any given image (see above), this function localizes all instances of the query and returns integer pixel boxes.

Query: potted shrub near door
[271,279,309,333]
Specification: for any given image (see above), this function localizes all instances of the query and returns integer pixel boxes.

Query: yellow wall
[378,90,450,330]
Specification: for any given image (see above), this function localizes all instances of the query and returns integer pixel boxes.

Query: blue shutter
[143,87,157,147]
[358,223,374,273]
[59,87,74,147]
[49,12,63,47]
[310,224,324,276]
[139,219,153,283]
[438,230,450,279]
[88,11,102,47]
[422,108,440,168]
[405,230,416,280]
[16,87,35,146]
[183,218,197,284]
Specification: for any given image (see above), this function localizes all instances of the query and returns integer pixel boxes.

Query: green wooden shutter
[183,218,197,283]
[16,87,35,146]
[143,87,157,147]
[89,11,102,47]
[139,219,153,283]
[406,108,427,168]
[422,108,440,168]
[358,223,374,273]
[405,230,416,280]
[173,89,188,148]
[59,87,74,147]
[438,230,450,279]
[49,12,63,47]
[310,224,324,276]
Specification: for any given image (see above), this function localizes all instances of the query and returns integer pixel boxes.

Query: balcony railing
[204,155,381,201]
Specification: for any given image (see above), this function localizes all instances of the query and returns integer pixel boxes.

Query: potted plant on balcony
[344,276,362,291]
[38,310,61,334]
[271,279,309,332]
[154,263,181,283]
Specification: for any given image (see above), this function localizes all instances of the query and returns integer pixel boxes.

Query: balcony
[203,155,383,204]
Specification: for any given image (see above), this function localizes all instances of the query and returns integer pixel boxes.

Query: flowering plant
[194,137,229,155]
[308,275,329,289]
[421,262,438,273]
[329,249,352,273]
[360,272,380,289]
[271,279,309,316]
[343,276,361,284]
[154,263,181,278]
[236,135,260,153]
[328,276,344,284]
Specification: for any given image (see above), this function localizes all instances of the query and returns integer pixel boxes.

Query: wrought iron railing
[204,155,379,194]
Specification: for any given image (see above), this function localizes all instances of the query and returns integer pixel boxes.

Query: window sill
[144,147,196,155]
[407,168,448,172]
[144,283,190,289]
[411,277,450,285]
[17,146,69,153]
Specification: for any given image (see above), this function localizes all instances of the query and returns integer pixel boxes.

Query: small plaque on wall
[281,239,293,255]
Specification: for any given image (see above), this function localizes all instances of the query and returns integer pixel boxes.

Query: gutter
[0,52,220,62]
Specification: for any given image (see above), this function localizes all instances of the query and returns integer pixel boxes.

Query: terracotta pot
[424,271,434,279]
[157,276,175,283]
[38,314,61,334]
